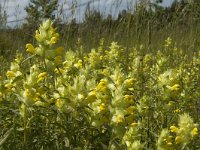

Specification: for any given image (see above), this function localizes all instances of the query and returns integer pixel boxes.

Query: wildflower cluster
[0,20,200,149]
[157,113,198,149]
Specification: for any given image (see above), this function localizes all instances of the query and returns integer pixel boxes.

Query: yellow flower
[35,30,40,41]
[191,127,198,136]
[112,114,124,123]
[96,79,108,93]
[38,72,47,79]
[174,109,181,113]
[98,103,106,112]
[24,89,32,98]
[171,84,180,91]
[5,83,14,89]
[124,95,134,104]
[50,33,59,45]
[130,123,138,128]
[77,93,85,100]
[54,68,64,74]
[26,43,35,53]
[55,98,64,108]
[50,37,57,45]
[99,55,103,60]
[175,136,182,144]
[37,72,47,82]
[116,114,123,123]
[102,69,110,76]
[170,125,179,133]
[165,37,172,47]
[34,92,40,101]
[6,71,15,78]
[74,60,82,69]
[167,142,173,146]
[124,78,134,88]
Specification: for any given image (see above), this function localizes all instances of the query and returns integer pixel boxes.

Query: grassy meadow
[0,0,200,149]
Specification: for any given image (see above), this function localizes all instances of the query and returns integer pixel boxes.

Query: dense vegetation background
[1,0,200,58]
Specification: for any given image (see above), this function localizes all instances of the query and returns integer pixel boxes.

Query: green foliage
[24,0,58,34]
[2,0,200,56]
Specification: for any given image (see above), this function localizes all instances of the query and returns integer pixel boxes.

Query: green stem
[23,105,27,150]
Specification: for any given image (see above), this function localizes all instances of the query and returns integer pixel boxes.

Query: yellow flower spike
[6,71,15,78]
[191,127,198,136]
[170,125,179,133]
[26,43,35,53]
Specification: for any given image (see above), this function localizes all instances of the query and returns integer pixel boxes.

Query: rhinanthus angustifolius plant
[0,20,200,149]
